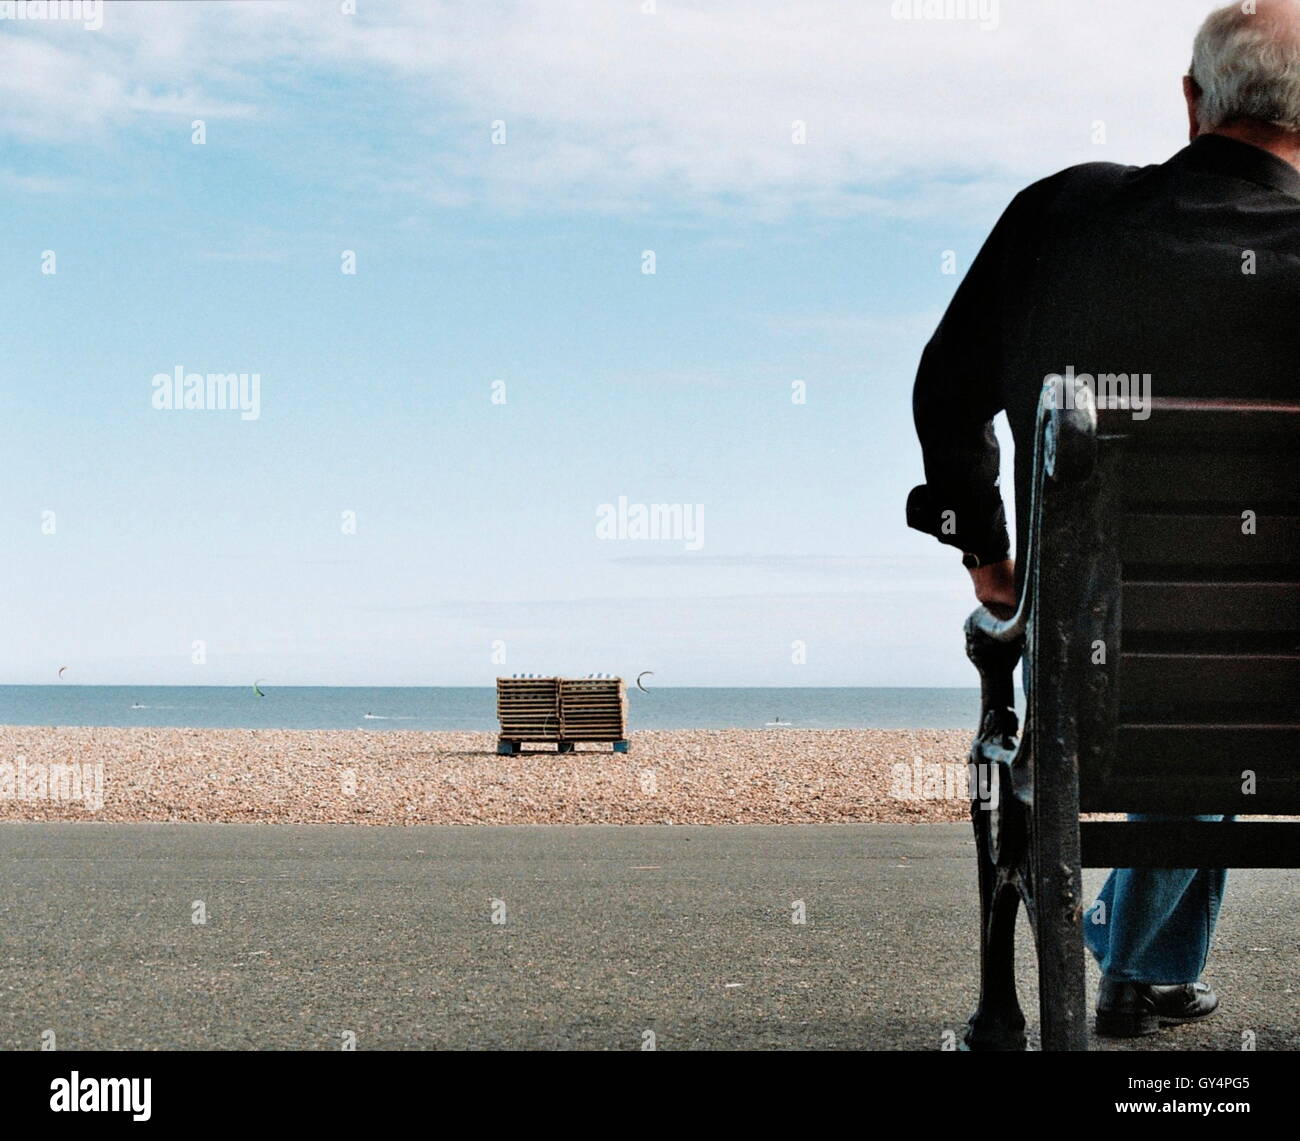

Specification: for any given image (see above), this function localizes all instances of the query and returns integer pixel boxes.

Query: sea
[0,687,1001,732]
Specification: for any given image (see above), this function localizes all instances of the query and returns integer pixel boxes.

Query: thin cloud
[0,0,1206,217]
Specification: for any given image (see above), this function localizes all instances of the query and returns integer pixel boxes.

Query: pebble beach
[0,727,973,825]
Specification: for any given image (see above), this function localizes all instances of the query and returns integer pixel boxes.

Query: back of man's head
[1191,0,1300,134]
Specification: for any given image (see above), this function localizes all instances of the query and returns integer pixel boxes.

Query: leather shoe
[1095,978,1218,1038]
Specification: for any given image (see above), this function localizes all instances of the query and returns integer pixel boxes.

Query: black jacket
[907,134,1300,567]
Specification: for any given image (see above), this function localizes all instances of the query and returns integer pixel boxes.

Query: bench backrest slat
[1078,400,1300,815]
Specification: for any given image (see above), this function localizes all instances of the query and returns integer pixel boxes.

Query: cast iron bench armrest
[966,377,1098,753]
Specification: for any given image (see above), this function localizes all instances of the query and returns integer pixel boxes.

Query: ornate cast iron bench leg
[959,374,1097,1051]
[1030,808,1087,1051]
[963,630,1028,1051]
[966,808,1027,1049]
[1028,554,1090,1051]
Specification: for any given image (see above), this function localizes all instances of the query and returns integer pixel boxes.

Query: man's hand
[969,559,1017,619]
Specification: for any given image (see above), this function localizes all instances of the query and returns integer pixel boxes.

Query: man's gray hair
[1191,1,1300,133]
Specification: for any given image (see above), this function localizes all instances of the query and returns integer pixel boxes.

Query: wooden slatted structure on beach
[496,677,560,744]
[496,677,629,754]
[559,678,628,745]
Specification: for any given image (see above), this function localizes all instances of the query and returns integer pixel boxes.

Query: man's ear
[1183,74,1202,141]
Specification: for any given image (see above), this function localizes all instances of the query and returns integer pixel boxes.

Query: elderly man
[907,1,1300,1037]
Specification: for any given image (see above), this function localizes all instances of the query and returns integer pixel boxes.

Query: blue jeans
[1082,815,1228,984]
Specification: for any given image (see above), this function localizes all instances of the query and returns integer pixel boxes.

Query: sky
[0,0,1207,686]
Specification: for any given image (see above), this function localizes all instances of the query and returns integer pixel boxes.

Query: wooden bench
[962,379,1300,1051]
